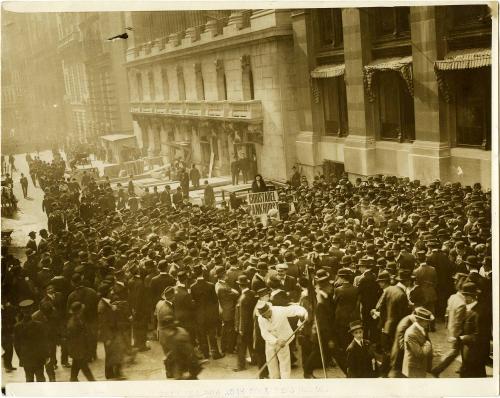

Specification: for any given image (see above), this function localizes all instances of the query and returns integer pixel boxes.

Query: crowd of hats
[21,171,489,293]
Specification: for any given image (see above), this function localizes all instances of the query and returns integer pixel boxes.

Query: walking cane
[255,321,306,378]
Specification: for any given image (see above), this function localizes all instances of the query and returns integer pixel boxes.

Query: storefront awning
[434,49,491,103]
[434,48,491,71]
[363,56,413,102]
[311,64,345,79]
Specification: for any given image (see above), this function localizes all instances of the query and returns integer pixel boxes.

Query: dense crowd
[1,152,492,382]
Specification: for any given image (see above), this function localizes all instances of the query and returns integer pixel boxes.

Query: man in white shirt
[256,301,307,379]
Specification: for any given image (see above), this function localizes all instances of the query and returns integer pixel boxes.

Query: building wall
[294,6,492,188]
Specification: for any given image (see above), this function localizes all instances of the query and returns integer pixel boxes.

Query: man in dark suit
[14,300,49,382]
[355,259,382,342]
[276,263,300,303]
[173,271,196,344]
[303,269,335,378]
[251,262,268,292]
[67,274,99,359]
[150,260,176,306]
[374,269,411,375]
[215,269,239,355]
[346,320,378,378]
[190,265,223,360]
[233,275,257,371]
[333,268,360,373]
[457,282,489,377]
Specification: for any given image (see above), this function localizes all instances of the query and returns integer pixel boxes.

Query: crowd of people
[1,151,492,382]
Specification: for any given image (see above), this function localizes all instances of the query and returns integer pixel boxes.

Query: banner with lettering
[247,191,279,218]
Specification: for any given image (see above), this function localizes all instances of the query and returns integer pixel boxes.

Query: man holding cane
[256,301,308,379]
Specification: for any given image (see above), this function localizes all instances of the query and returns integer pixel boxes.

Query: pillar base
[343,134,376,176]
[408,140,450,185]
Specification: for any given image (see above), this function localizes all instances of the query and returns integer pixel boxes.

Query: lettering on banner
[247,191,279,218]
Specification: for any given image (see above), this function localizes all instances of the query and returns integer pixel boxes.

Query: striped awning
[434,48,491,102]
[310,63,345,79]
[363,56,413,102]
[435,48,491,71]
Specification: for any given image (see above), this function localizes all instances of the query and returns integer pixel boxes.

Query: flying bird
[107,32,128,41]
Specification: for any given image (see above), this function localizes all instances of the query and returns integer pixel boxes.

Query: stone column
[342,8,377,178]
[291,9,323,180]
[146,119,156,157]
[408,6,450,184]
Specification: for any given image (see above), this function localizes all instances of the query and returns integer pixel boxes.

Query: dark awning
[434,48,491,102]
[363,56,413,102]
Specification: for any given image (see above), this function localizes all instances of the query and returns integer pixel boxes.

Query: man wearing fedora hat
[456,282,489,377]
[402,307,434,378]
[345,320,378,378]
[373,269,411,375]
[234,275,257,371]
[256,301,308,379]
[302,269,335,379]
[190,266,223,361]
[66,301,96,381]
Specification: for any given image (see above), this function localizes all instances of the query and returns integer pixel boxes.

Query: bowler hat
[396,269,412,281]
[236,275,251,286]
[376,270,391,282]
[19,299,34,308]
[337,268,354,278]
[461,282,479,296]
[314,269,331,283]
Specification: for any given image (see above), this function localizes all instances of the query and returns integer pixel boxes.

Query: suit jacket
[333,282,360,328]
[346,339,378,378]
[376,285,410,338]
[235,289,257,336]
[314,291,336,344]
[225,267,243,291]
[445,292,466,338]
[459,303,488,377]
[14,318,49,367]
[390,314,415,373]
[190,278,220,329]
[281,275,300,302]
[402,323,432,378]
[173,285,195,327]
[150,273,176,304]
[67,285,98,323]
[215,280,238,322]
[251,273,267,292]
[356,270,382,320]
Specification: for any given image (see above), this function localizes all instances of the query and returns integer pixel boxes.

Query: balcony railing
[130,100,262,121]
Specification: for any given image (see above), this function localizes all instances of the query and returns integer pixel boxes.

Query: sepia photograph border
[1,0,498,396]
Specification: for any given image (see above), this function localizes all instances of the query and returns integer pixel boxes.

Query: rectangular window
[378,72,415,141]
[317,9,343,48]
[321,77,348,136]
[455,68,491,148]
[373,7,410,40]
[450,5,490,30]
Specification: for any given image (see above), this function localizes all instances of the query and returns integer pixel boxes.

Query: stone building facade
[293,5,492,188]
[57,12,133,145]
[125,6,492,187]
[124,10,299,179]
